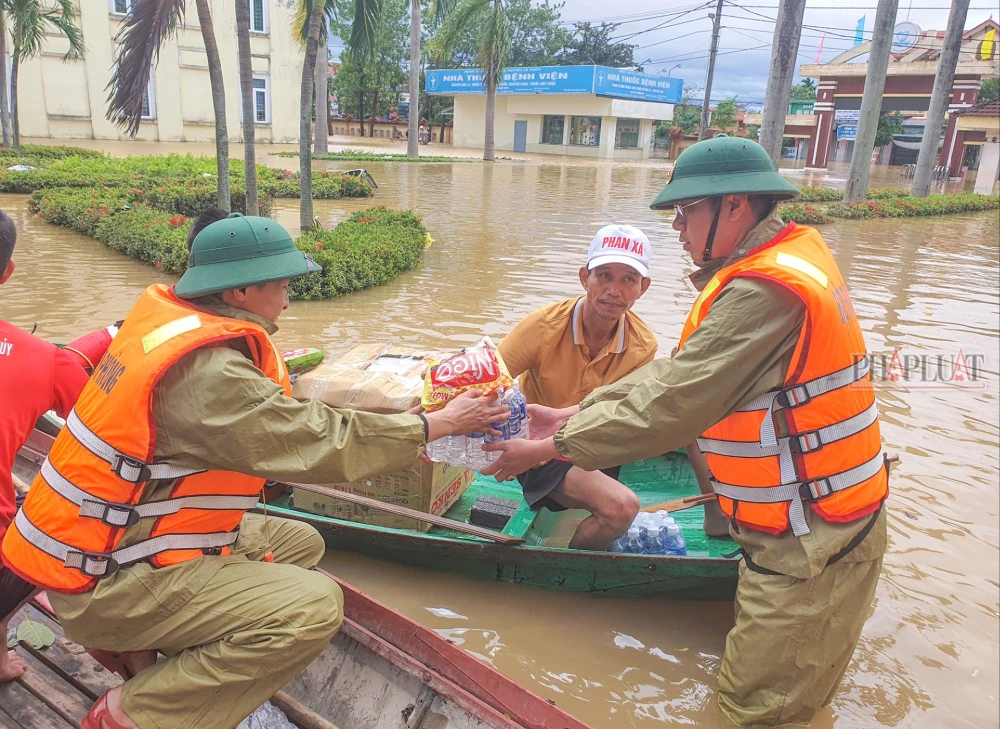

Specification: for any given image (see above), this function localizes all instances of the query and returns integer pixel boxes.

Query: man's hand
[424,390,511,442]
[482,437,560,482]
[526,404,579,441]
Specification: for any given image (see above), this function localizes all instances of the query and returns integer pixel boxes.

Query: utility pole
[911,0,970,197]
[758,0,808,165]
[843,0,900,204]
[699,0,725,141]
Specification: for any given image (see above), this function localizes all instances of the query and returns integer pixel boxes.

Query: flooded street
[2,141,998,729]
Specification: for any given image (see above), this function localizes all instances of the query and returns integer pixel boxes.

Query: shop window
[615,118,640,149]
[569,116,601,146]
[541,115,565,145]
[140,78,156,120]
[248,0,268,33]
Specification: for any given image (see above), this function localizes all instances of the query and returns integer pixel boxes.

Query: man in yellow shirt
[497,224,657,550]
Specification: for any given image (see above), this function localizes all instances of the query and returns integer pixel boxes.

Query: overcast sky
[557,0,998,103]
[329,1,998,104]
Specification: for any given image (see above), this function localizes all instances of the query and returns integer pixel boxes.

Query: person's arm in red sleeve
[51,346,92,418]
[60,324,118,374]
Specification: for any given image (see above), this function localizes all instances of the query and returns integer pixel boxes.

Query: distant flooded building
[425,65,681,159]
[795,18,1000,176]
[12,0,304,143]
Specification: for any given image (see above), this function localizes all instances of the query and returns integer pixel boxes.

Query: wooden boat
[10,431,595,729]
[18,423,739,600]
[273,452,740,600]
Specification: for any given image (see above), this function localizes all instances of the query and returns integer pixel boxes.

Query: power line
[636,28,713,50]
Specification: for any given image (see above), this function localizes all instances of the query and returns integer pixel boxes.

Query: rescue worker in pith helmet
[482,135,889,727]
[1,214,510,729]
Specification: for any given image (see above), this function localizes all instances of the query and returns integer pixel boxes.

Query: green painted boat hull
[267,453,741,599]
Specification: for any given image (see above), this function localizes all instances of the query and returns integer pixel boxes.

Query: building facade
[11,0,304,143]
[796,19,999,175]
[426,66,680,159]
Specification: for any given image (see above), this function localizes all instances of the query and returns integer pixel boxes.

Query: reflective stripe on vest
[14,509,239,578]
[677,224,887,536]
[40,459,260,529]
[2,284,291,593]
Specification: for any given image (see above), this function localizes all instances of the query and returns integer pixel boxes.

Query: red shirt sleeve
[51,347,91,418]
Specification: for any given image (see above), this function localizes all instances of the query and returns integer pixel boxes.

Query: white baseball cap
[587,224,651,278]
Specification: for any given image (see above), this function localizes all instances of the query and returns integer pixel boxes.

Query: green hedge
[0,143,104,161]
[290,206,428,300]
[28,188,427,299]
[780,193,999,224]
[0,152,372,202]
[796,187,911,203]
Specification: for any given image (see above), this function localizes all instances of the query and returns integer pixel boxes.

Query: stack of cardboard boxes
[291,343,473,531]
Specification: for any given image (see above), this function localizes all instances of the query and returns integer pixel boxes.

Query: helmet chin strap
[701,197,724,263]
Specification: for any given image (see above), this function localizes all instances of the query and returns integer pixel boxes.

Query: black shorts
[517,458,622,512]
[0,563,36,623]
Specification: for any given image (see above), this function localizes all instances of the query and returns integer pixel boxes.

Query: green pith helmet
[174,213,321,299]
[650,134,801,209]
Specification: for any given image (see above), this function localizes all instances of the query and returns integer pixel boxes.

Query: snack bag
[281,348,325,383]
[421,337,514,412]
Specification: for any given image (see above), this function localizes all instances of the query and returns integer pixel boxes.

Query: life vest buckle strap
[111,454,152,484]
[778,385,811,409]
[800,478,833,501]
[79,498,141,528]
[790,430,824,454]
[64,550,120,577]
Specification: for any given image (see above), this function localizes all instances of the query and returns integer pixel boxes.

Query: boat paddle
[638,493,717,514]
[282,482,525,546]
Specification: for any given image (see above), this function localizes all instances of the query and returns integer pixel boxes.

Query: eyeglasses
[674,197,709,218]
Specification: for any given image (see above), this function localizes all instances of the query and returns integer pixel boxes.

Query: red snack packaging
[421,337,513,412]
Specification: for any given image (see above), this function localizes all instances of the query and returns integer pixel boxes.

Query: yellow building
[11,0,304,143]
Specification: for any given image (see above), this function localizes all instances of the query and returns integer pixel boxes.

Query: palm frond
[432,0,488,61]
[349,0,383,59]
[428,0,456,24]
[477,0,510,87]
[294,0,338,46]
[11,0,45,59]
[42,12,85,59]
[106,0,184,136]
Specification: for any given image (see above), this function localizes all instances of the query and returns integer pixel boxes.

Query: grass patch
[275,150,477,163]
[780,192,999,224]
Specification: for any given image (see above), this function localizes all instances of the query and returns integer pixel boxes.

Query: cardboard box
[291,461,474,532]
[292,343,445,414]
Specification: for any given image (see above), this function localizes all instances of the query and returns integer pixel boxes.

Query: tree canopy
[559,21,638,68]
[790,78,817,100]
[980,76,999,101]
[874,111,904,148]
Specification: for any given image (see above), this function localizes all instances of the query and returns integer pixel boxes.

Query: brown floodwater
[1,140,998,729]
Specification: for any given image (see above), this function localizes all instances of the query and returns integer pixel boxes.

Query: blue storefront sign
[425,65,683,105]
[592,66,681,104]
[837,125,858,141]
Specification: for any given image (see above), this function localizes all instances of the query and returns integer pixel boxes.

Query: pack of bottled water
[608,511,687,556]
[425,384,529,472]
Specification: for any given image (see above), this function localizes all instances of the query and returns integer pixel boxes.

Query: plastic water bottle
[466,431,486,471]
[426,437,446,462]
[661,522,688,556]
[625,525,641,554]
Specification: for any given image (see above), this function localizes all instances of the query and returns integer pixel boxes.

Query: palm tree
[0,9,14,147]
[406,0,453,159]
[293,0,336,156]
[435,0,510,161]
[4,0,84,149]
[107,0,231,210]
[298,0,381,230]
[235,0,258,213]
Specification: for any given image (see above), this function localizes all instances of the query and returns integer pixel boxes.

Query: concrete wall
[10,0,304,143]
[452,94,672,159]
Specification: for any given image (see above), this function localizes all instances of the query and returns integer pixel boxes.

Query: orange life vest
[1,284,290,593]
[679,223,887,536]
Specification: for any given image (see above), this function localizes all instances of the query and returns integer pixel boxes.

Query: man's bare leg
[0,618,28,682]
[687,442,729,537]
[547,467,640,551]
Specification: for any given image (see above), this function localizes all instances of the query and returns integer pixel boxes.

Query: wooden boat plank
[8,605,122,700]
[9,647,93,726]
[0,708,24,729]
[0,679,75,729]
[335,578,590,729]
